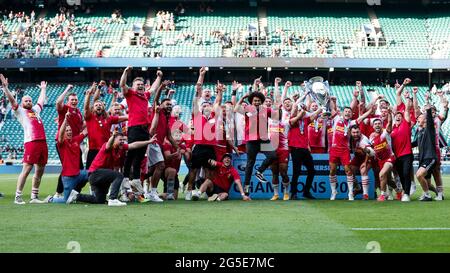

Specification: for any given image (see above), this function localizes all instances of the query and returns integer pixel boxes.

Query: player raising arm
[1,75,48,204]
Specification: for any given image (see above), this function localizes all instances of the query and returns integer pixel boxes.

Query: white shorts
[147,143,164,167]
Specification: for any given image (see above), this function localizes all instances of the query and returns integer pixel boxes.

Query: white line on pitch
[351,228,450,231]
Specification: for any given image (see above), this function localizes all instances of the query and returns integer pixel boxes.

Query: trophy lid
[308,76,324,83]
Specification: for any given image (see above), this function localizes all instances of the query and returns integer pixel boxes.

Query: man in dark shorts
[185,82,223,200]
[120,66,162,194]
[414,102,438,202]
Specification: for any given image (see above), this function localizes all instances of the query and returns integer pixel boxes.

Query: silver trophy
[304,76,331,116]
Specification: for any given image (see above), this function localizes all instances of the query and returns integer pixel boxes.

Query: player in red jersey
[180,120,195,193]
[307,101,327,154]
[394,80,418,196]
[169,104,189,136]
[356,88,387,138]
[110,102,128,136]
[194,153,251,202]
[269,107,290,201]
[289,101,323,200]
[392,91,415,202]
[161,129,190,200]
[145,80,178,202]
[369,112,395,202]
[325,96,339,152]
[1,75,48,204]
[272,77,293,124]
[185,81,220,200]
[350,81,363,120]
[350,93,386,194]
[234,90,277,195]
[349,125,375,200]
[120,67,162,194]
[56,84,82,139]
[395,78,416,124]
[84,82,128,169]
[54,82,83,198]
[328,105,373,201]
[267,78,293,200]
[214,83,240,162]
[230,80,248,154]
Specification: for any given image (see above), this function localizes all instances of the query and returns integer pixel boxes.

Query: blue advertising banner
[229,153,376,200]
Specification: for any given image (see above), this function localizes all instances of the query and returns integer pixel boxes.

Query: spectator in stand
[155,11,175,31]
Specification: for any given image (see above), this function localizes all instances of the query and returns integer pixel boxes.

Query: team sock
[15,190,22,198]
[273,184,279,196]
[362,176,369,196]
[346,175,354,195]
[436,186,444,198]
[151,187,157,194]
[329,175,337,193]
[283,183,289,195]
[31,187,39,199]
[167,178,175,195]
[395,176,403,192]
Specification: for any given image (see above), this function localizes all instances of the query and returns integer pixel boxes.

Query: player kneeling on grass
[66,131,157,206]
[192,153,250,202]
[45,111,88,203]
[160,129,190,200]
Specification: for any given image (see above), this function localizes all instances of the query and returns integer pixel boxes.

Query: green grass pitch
[0,173,449,253]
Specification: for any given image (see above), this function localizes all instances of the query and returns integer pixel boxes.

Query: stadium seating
[1,5,450,59]
[426,8,450,59]
[353,8,429,59]
[61,7,146,58]
[149,8,256,58]
[0,7,146,58]
[266,5,369,58]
